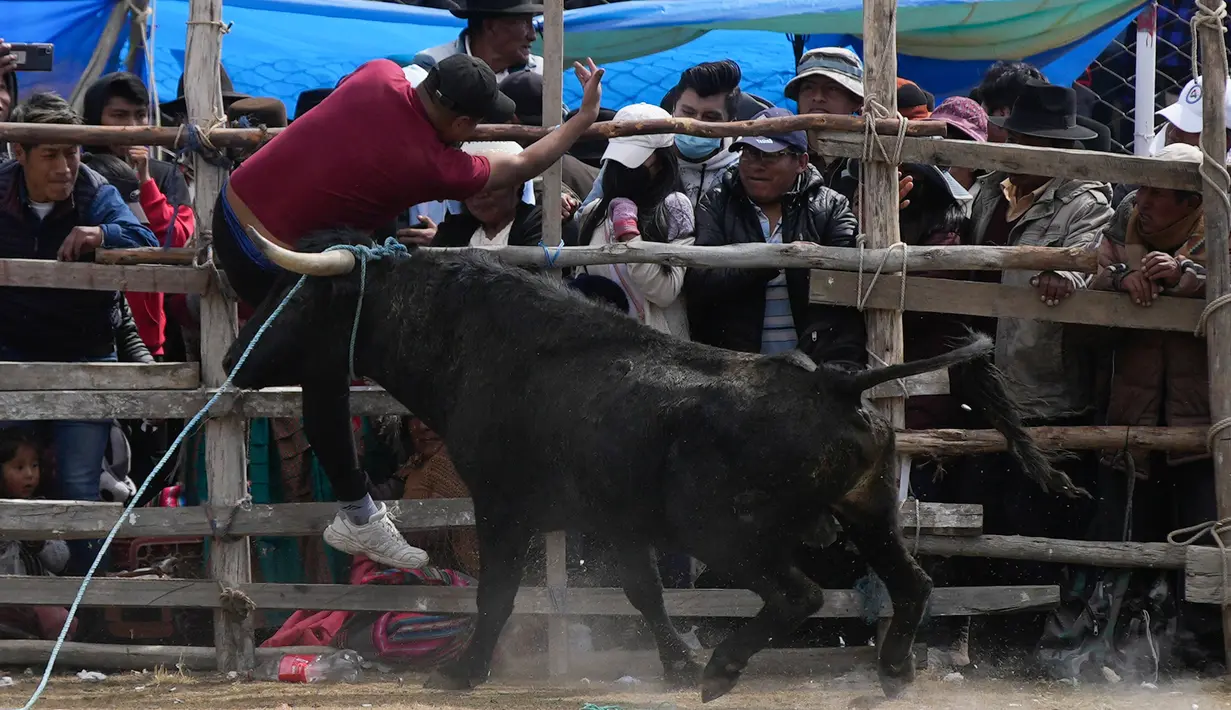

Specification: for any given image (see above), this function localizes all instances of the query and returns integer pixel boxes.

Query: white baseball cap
[602,103,674,169]
[1157,76,1231,134]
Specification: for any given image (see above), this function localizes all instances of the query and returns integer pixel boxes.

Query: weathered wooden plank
[0,577,1057,617]
[0,641,328,671]
[96,247,197,266]
[897,426,1208,455]
[1183,546,1231,605]
[0,258,208,293]
[0,640,925,678]
[0,362,199,391]
[810,271,1204,333]
[0,499,975,540]
[810,133,1202,192]
[916,534,1185,570]
[0,113,943,150]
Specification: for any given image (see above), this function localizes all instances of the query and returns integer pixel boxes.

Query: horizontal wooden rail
[0,362,200,391]
[0,258,209,293]
[0,576,1057,617]
[0,114,944,150]
[810,271,1205,333]
[915,534,1186,570]
[96,247,197,266]
[0,641,921,677]
[0,375,950,420]
[811,133,1202,192]
[88,243,1097,273]
[897,425,1207,455]
[0,499,981,540]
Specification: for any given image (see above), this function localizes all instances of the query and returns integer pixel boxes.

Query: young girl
[0,427,77,641]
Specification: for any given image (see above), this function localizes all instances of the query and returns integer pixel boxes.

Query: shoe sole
[323,524,429,569]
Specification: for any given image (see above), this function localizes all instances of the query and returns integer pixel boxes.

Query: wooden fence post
[184,0,254,673]
[860,1,906,479]
[540,0,570,679]
[1193,0,1231,665]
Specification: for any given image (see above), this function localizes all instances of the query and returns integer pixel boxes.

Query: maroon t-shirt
[229,59,491,246]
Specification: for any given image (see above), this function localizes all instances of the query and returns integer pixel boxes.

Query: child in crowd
[0,427,77,641]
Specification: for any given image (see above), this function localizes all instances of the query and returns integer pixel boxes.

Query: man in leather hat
[962,79,1112,592]
[403,0,544,87]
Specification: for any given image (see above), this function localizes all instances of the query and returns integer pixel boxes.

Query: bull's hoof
[424,667,473,691]
[700,674,738,704]
[663,658,702,689]
[877,656,916,699]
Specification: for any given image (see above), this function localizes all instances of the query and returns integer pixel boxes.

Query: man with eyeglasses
[685,108,866,368]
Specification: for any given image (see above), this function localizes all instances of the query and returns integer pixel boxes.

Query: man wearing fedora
[403,0,544,88]
[216,53,605,570]
[963,79,1111,584]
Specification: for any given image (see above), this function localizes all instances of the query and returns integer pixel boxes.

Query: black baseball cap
[499,71,543,126]
[422,54,516,122]
[730,107,809,154]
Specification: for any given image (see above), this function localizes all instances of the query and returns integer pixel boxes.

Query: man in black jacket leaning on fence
[684,107,867,368]
[0,92,157,573]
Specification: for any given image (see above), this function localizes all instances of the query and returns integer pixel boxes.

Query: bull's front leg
[699,562,824,703]
[613,542,702,688]
[834,487,933,698]
[425,516,531,691]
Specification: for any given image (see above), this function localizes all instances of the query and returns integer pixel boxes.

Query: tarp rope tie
[11,238,405,709]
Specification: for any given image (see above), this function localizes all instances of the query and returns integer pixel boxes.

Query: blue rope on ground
[12,238,404,710]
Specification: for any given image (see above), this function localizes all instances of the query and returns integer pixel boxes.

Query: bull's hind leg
[834,456,933,699]
[425,517,532,691]
[614,543,702,688]
[699,561,824,703]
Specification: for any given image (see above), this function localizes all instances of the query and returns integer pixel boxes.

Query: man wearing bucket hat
[215,53,605,570]
[964,79,1111,551]
[403,0,545,88]
[685,107,865,366]
[784,47,864,201]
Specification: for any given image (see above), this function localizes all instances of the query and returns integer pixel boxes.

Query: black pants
[211,191,278,309]
[211,192,371,503]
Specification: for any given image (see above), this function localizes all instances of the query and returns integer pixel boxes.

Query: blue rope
[13,237,405,710]
[538,239,564,268]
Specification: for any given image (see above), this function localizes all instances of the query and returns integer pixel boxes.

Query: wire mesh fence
[1075,0,1208,155]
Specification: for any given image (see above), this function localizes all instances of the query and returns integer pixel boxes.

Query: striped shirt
[757,209,797,355]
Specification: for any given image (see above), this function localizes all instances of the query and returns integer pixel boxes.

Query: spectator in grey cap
[685,107,866,367]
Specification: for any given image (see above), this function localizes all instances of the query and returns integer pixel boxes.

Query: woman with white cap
[571,103,695,339]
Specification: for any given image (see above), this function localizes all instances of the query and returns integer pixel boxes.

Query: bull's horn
[245,226,356,276]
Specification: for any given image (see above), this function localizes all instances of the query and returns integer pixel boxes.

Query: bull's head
[221,226,366,390]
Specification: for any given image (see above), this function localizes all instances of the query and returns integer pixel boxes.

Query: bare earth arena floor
[3,668,1231,710]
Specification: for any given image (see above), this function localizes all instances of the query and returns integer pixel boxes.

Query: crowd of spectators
[0,0,1225,676]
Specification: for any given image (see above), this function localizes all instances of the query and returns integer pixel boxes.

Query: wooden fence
[1,0,1230,682]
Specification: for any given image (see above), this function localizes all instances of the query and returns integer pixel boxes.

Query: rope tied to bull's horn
[1168,516,1231,606]
[323,238,410,380]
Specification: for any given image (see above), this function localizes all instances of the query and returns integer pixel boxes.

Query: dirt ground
[4,666,1231,710]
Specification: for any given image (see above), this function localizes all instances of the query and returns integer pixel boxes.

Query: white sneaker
[322,503,429,570]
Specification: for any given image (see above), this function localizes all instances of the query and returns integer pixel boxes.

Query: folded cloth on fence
[261,557,476,663]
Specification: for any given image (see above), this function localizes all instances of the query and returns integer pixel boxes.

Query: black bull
[223,230,1084,702]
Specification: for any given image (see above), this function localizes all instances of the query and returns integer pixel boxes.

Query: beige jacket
[969,172,1113,419]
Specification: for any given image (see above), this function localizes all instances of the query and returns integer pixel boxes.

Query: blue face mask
[675,133,723,161]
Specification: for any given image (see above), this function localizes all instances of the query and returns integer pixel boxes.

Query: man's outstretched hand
[572,58,604,123]
[0,39,15,77]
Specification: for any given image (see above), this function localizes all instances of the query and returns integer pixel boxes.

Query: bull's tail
[841,332,994,396]
[840,331,1089,499]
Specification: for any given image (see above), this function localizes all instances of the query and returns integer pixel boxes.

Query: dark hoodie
[1,70,16,158]
[81,73,190,213]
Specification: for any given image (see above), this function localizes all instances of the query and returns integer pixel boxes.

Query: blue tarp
[3,0,1142,118]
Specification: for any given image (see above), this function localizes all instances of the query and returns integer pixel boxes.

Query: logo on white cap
[1186,84,1202,104]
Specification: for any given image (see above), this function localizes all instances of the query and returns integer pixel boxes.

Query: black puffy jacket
[684,164,867,367]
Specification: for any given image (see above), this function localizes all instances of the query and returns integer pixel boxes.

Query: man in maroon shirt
[214,53,605,570]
